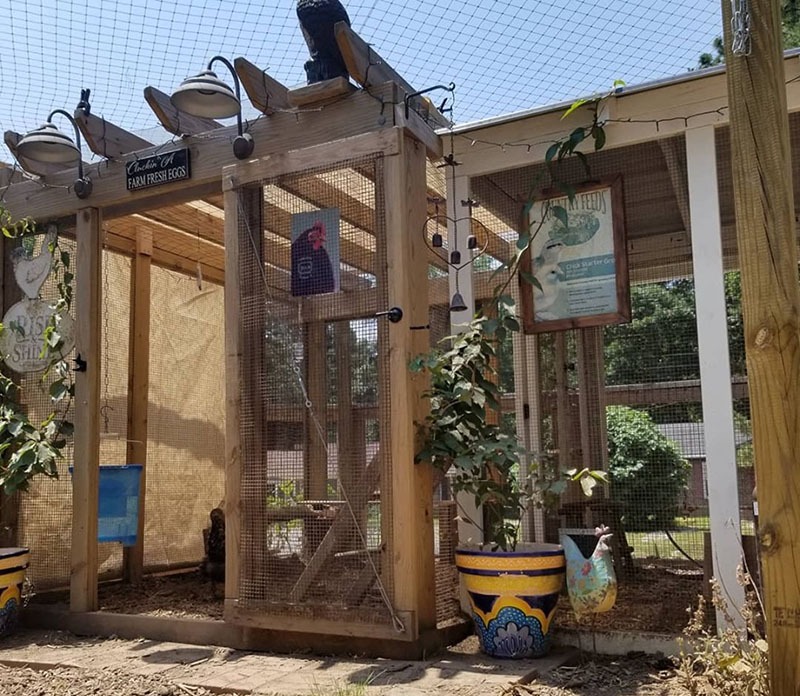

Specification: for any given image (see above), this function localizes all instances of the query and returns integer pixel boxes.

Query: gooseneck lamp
[171,55,254,160]
[17,109,93,199]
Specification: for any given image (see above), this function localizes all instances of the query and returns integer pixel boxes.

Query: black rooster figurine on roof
[297,0,351,84]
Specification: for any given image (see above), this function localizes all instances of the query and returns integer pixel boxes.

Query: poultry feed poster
[521,179,630,333]
[290,208,341,296]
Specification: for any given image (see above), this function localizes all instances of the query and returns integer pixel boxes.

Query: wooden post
[576,327,608,475]
[70,207,102,612]
[685,125,745,627]
[122,228,152,583]
[384,134,436,637]
[223,183,266,605]
[723,0,800,691]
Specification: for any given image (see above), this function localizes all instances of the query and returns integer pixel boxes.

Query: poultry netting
[468,128,761,634]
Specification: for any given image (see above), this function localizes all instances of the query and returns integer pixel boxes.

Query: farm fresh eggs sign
[520,178,631,334]
[126,148,191,191]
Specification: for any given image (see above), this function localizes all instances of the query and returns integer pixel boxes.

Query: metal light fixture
[17,109,92,199]
[171,55,254,160]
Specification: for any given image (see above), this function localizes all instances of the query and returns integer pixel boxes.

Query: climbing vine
[0,205,75,494]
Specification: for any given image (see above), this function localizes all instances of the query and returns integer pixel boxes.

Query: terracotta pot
[455,543,565,658]
[0,547,30,638]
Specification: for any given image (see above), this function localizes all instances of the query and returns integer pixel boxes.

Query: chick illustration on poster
[290,209,341,297]
[520,178,630,333]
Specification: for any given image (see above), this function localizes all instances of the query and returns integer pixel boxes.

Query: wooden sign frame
[519,177,630,334]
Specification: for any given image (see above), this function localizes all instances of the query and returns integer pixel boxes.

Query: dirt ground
[38,564,705,637]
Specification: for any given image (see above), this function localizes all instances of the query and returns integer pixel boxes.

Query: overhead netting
[0,0,721,164]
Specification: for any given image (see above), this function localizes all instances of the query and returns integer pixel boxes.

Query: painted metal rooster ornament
[560,525,618,618]
[296,0,351,84]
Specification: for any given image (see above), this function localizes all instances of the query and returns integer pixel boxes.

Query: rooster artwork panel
[290,208,341,297]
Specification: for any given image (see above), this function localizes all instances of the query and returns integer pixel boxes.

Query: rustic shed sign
[126,148,191,191]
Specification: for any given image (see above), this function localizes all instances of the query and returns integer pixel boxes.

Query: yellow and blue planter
[455,543,565,659]
[0,547,30,638]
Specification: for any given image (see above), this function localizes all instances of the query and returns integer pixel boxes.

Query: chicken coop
[0,31,469,657]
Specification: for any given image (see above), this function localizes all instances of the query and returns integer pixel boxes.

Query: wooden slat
[288,77,356,108]
[289,451,381,601]
[304,321,328,501]
[70,207,102,612]
[4,131,71,178]
[234,57,291,115]
[143,86,223,137]
[334,23,448,129]
[122,228,152,583]
[74,108,153,159]
[223,181,243,604]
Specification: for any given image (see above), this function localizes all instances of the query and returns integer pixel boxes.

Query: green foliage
[0,208,74,494]
[698,1,800,68]
[412,90,619,551]
[606,406,690,531]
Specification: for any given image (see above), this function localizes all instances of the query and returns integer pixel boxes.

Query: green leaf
[545,142,560,163]
[561,98,588,120]
[580,475,598,497]
[593,126,606,151]
[551,205,569,228]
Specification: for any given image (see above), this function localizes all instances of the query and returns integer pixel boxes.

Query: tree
[606,406,691,531]
[698,1,800,68]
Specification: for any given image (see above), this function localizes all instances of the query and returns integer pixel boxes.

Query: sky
[0,0,721,164]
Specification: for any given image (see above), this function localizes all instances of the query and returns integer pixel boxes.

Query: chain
[236,194,406,633]
[731,0,752,56]
[100,229,112,433]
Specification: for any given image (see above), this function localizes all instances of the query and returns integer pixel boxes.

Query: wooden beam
[70,207,102,612]
[234,58,291,115]
[723,0,800,690]
[288,77,357,108]
[334,23,448,129]
[4,85,395,223]
[223,179,243,605]
[383,134,436,637]
[658,137,691,233]
[576,327,608,474]
[122,228,152,584]
[4,131,71,178]
[74,107,152,159]
[143,87,222,137]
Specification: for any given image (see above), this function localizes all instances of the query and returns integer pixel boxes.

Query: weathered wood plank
[74,108,152,159]
[234,58,291,115]
[288,77,356,108]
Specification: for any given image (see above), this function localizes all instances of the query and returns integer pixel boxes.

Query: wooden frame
[519,177,630,334]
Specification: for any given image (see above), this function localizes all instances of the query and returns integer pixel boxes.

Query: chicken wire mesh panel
[12,231,78,590]
[468,134,748,631]
[236,154,398,626]
[141,264,226,572]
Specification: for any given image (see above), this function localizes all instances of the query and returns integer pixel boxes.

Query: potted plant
[0,206,74,637]
[411,89,620,658]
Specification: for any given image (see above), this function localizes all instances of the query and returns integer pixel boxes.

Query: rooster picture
[560,525,618,618]
[297,0,351,84]
[10,225,58,300]
[291,219,337,296]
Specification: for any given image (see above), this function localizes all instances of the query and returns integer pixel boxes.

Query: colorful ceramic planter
[455,543,565,659]
[0,547,29,638]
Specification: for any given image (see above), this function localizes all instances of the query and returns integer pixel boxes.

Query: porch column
[685,125,745,628]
